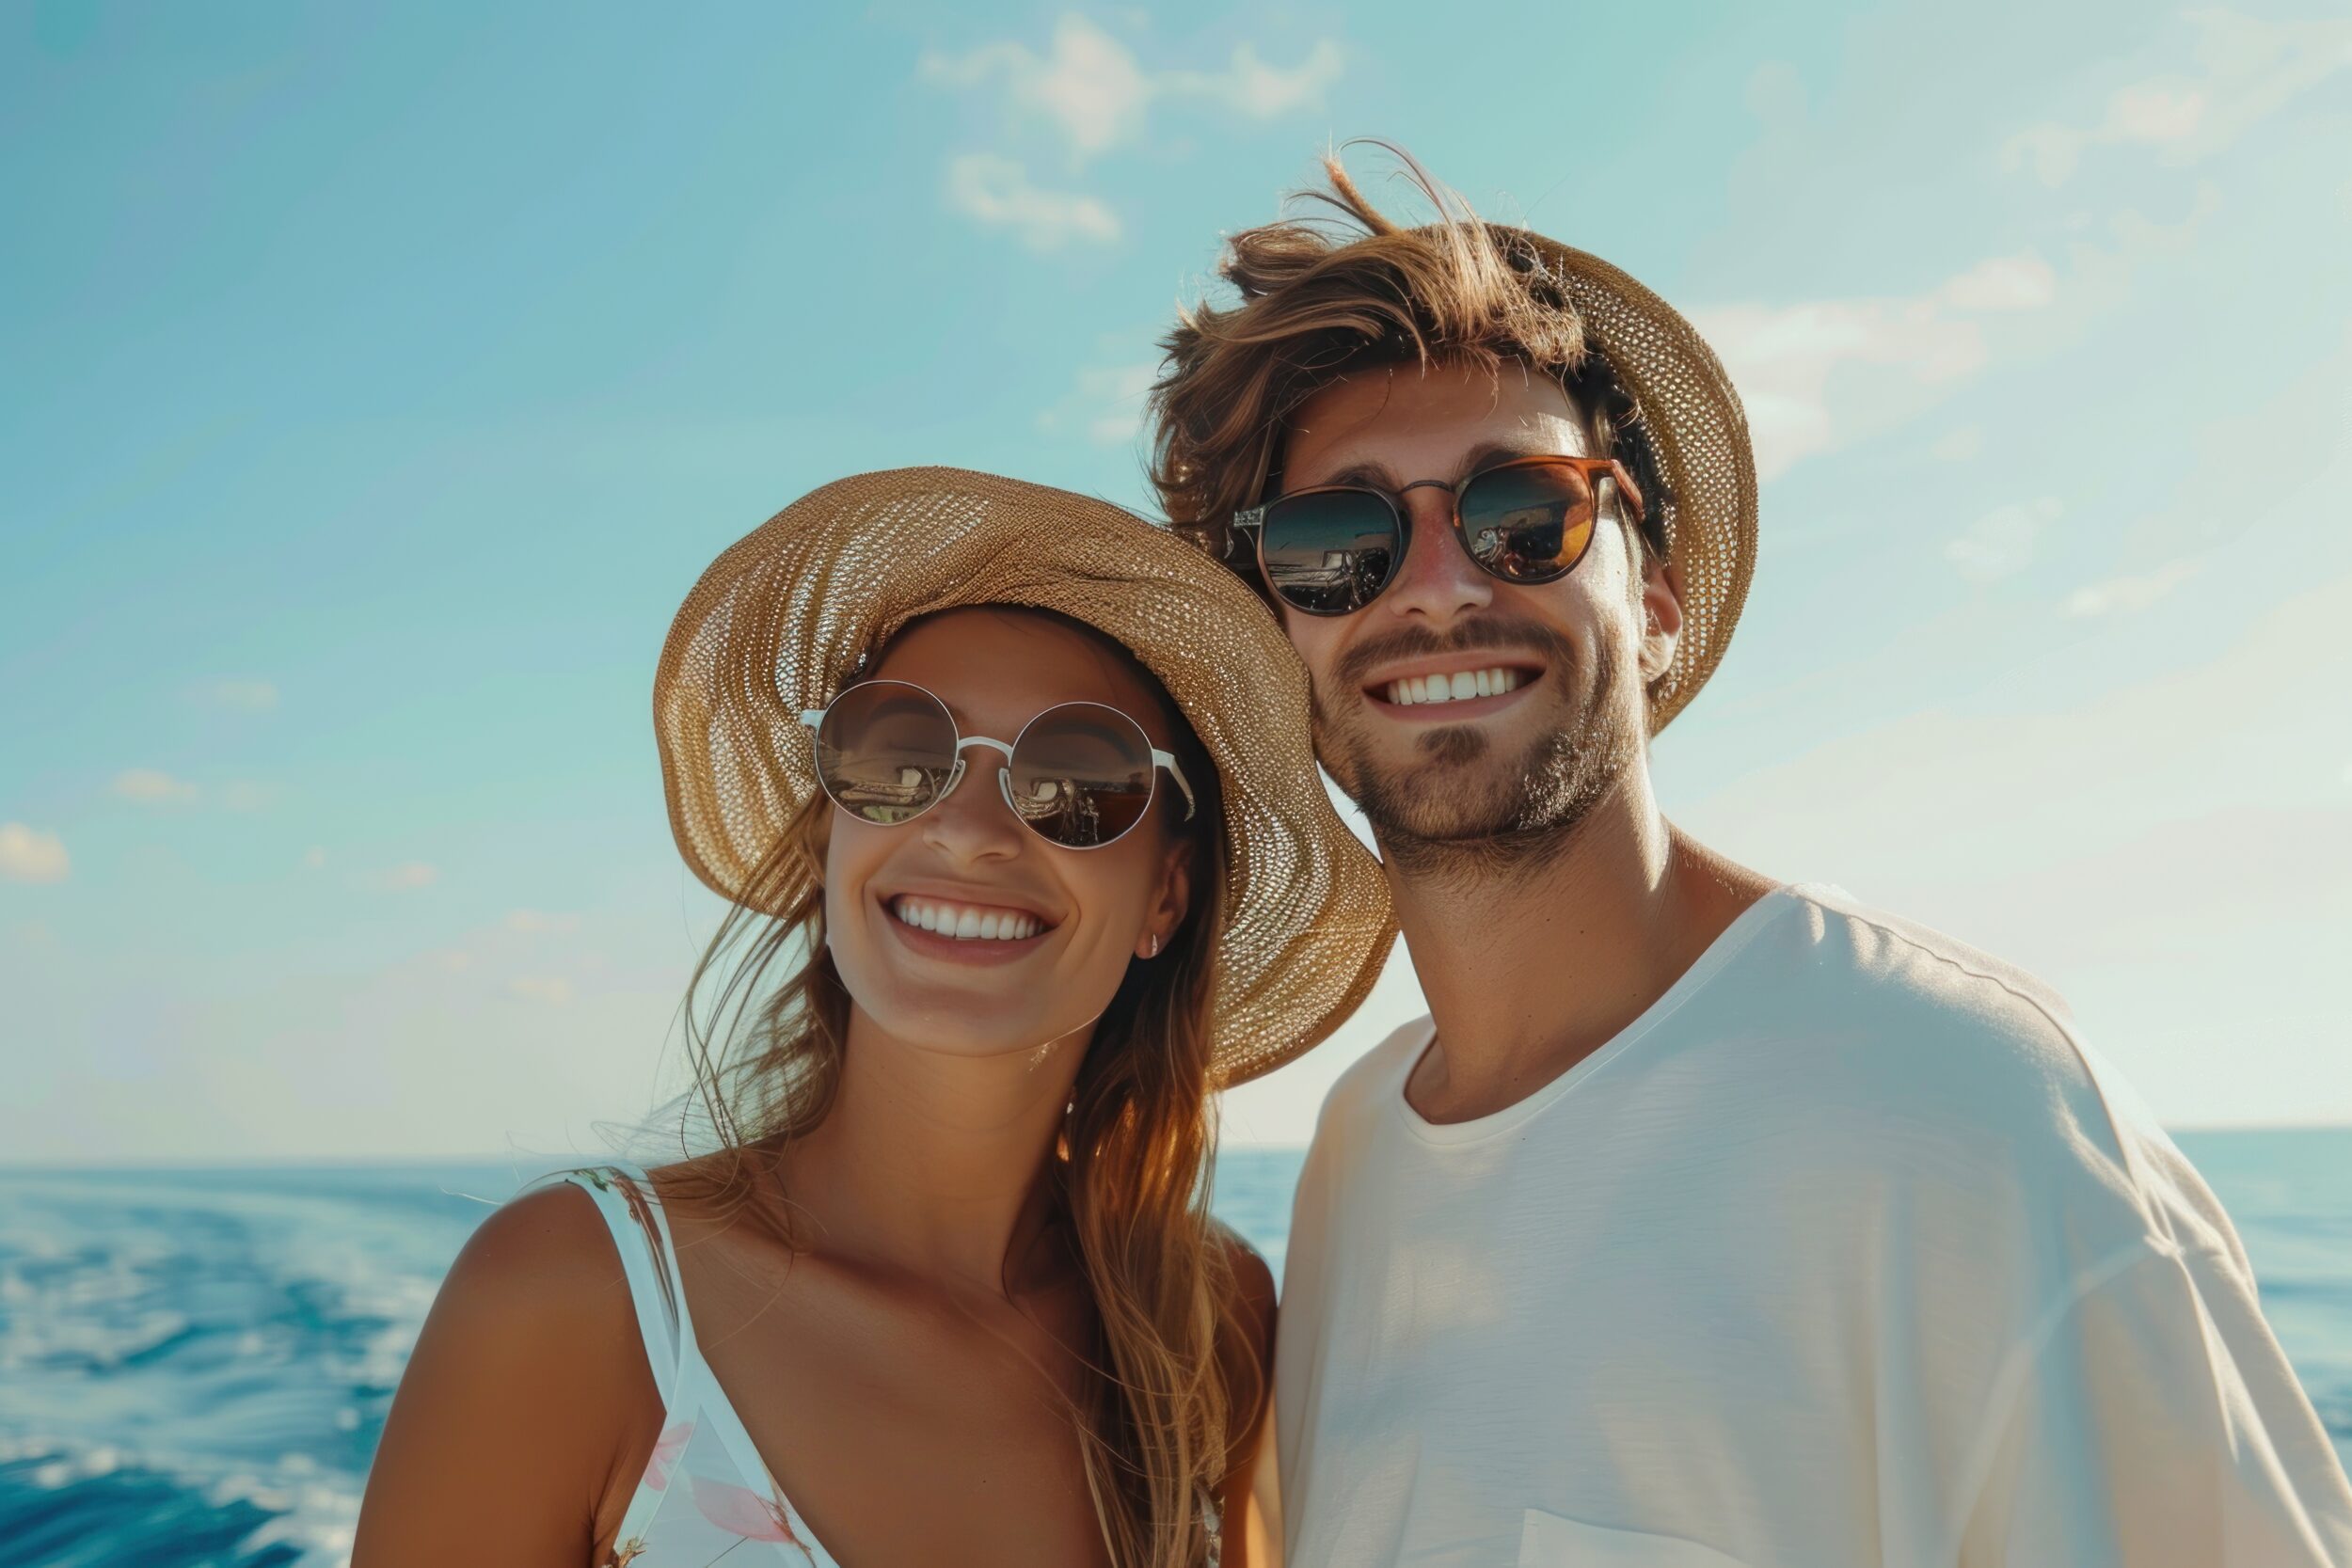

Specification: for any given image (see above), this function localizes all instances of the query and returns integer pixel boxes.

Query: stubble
[1317,617,1644,892]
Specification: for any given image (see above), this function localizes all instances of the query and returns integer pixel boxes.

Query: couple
[357,157,2352,1567]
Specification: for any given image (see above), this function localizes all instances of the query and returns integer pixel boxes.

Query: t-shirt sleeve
[1960,1236,2352,1567]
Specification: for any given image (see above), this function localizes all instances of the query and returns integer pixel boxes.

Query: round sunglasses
[1230,453,1649,617]
[799,679,1197,850]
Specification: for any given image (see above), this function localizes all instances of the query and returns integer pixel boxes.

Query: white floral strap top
[551,1164,837,1568]
[552,1163,1226,1568]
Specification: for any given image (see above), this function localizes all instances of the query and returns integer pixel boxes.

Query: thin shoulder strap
[543,1162,700,1396]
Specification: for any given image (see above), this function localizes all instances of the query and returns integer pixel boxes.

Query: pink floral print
[641,1421,692,1491]
[690,1472,816,1564]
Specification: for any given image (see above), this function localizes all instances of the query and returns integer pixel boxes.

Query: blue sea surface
[1,1133,2346,1566]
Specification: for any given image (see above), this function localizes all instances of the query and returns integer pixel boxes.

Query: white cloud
[1163,40,1344,119]
[508,975,573,1006]
[1946,497,2062,583]
[1040,361,1158,445]
[923,17,1152,159]
[1692,251,2057,481]
[362,862,439,892]
[203,679,278,712]
[504,909,582,935]
[923,18,1343,162]
[2063,558,2201,617]
[112,768,198,803]
[945,153,1120,249]
[923,18,1343,245]
[2004,10,2352,186]
[1682,565,2352,887]
[0,823,71,883]
[1938,253,2058,312]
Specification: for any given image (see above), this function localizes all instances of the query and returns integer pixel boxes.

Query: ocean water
[2,1132,2346,1567]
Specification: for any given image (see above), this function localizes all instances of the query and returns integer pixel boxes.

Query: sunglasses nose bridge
[1385,485,1495,616]
[945,736,1015,816]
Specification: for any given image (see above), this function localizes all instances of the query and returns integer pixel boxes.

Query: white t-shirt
[1275,883,2352,1568]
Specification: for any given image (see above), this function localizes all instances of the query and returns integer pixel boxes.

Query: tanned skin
[1275,360,1779,1125]
[355,610,1276,1568]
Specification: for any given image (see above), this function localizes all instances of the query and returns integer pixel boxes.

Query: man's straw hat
[1489,226,1760,732]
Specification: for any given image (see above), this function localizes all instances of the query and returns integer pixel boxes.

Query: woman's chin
[850,992,1100,1060]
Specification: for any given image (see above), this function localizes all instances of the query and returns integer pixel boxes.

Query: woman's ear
[1137,836,1194,958]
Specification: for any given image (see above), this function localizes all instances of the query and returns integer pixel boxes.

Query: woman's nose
[918,757,1025,863]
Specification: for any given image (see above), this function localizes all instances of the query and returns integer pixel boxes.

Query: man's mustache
[1330,616,1574,692]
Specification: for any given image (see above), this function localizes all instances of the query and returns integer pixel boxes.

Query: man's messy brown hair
[1146,145,1670,594]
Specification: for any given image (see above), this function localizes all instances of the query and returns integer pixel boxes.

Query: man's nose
[1375,486,1491,626]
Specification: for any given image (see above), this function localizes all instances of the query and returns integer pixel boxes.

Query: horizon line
[5,1122,2350,1175]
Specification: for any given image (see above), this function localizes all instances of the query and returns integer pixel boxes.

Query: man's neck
[1380,772,1776,1125]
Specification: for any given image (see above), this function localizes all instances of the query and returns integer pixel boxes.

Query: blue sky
[5,2,2349,1161]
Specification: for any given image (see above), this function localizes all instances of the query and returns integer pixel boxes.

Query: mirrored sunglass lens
[1260,491,1399,613]
[1007,706,1155,848]
[816,684,958,825]
[1460,463,1597,580]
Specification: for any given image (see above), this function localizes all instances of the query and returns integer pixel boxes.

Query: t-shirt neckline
[1391,882,1825,1148]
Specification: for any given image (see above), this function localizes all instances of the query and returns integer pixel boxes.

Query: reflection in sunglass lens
[1459,462,1599,582]
[1259,490,1401,614]
[1007,705,1156,848]
[815,682,960,825]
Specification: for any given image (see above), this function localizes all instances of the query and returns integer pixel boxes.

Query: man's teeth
[1383,667,1526,706]
[890,897,1043,942]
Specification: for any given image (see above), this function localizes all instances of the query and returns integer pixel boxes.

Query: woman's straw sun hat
[654,467,1395,1087]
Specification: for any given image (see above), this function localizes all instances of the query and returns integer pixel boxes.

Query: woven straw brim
[653,467,1395,1087]
[1492,228,1759,734]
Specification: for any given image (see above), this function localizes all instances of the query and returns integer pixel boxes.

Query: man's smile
[1359,655,1545,720]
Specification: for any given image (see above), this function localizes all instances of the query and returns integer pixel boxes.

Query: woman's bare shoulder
[394,1179,660,1432]
[443,1181,639,1325]
[353,1181,660,1564]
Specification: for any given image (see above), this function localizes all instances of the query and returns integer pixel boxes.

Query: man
[1147,153,2352,1567]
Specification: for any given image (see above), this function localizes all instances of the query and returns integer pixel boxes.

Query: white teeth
[1382,667,1524,708]
[891,898,1041,942]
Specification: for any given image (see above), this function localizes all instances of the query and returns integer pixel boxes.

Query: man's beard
[1316,614,1644,887]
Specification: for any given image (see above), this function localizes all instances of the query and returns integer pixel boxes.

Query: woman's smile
[877,890,1056,966]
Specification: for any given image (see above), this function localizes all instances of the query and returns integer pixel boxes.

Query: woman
[354,469,1392,1568]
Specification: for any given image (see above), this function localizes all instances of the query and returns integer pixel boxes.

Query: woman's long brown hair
[660,616,1250,1568]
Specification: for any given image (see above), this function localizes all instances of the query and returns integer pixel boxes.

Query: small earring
[1145,933,1161,958]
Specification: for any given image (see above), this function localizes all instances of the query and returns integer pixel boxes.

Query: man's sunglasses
[800,679,1196,850]
[1230,454,1648,617]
